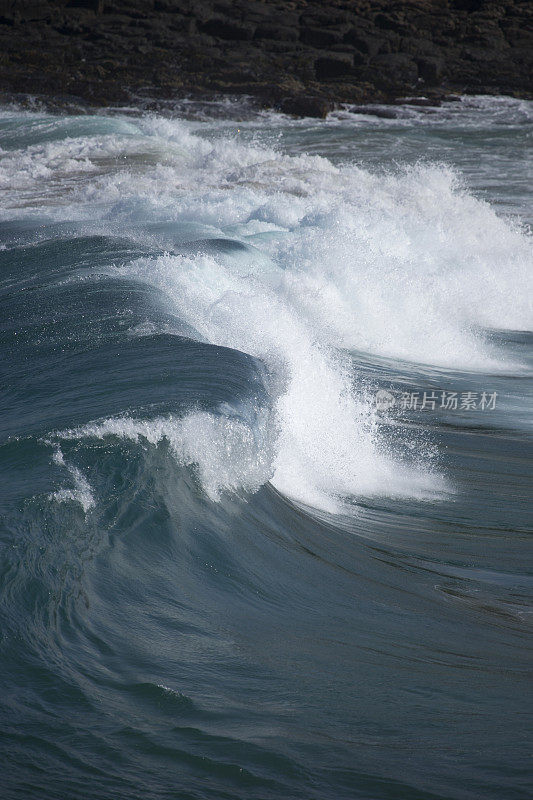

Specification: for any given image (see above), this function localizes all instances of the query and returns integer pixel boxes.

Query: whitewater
[0,95,532,800]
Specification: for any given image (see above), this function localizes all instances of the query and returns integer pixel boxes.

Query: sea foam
[48,447,95,513]
[7,110,529,511]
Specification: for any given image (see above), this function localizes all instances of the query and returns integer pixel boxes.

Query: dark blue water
[1,97,532,800]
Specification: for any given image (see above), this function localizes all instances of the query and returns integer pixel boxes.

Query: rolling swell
[0,100,532,800]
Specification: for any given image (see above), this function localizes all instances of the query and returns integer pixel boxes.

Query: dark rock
[215,68,258,84]
[301,10,352,28]
[153,0,189,9]
[400,37,436,57]
[350,49,368,66]
[300,27,344,48]
[10,1,56,22]
[343,30,382,57]
[371,53,419,85]
[68,0,104,12]
[254,24,298,41]
[349,105,398,119]
[374,13,408,34]
[417,57,445,84]
[279,94,333,118]
[200,19,255,41]
[394,96,442,107]
[315,54,353,80]
[0,0,530,116]
[452,0,485,10]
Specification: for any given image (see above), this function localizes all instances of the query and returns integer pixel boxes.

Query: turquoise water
[0,96,532,800]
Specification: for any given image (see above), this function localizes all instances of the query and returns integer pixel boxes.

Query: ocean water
[0,95,531,800]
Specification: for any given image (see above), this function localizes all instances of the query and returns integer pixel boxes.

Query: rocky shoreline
[0,0,531,116]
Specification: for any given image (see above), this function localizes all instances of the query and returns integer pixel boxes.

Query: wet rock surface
[0,0,531,115]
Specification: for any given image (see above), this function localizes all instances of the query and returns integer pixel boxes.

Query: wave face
[0,96,532,800]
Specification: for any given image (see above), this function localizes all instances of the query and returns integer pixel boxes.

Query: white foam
[54,250,445,512]
[266,164,532,369]
[4,111,525,369]
[48,447,95,513]
[56,410,275,504]
[5,109,531,511]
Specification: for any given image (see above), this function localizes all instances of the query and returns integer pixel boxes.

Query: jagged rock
[0,0,530,115]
